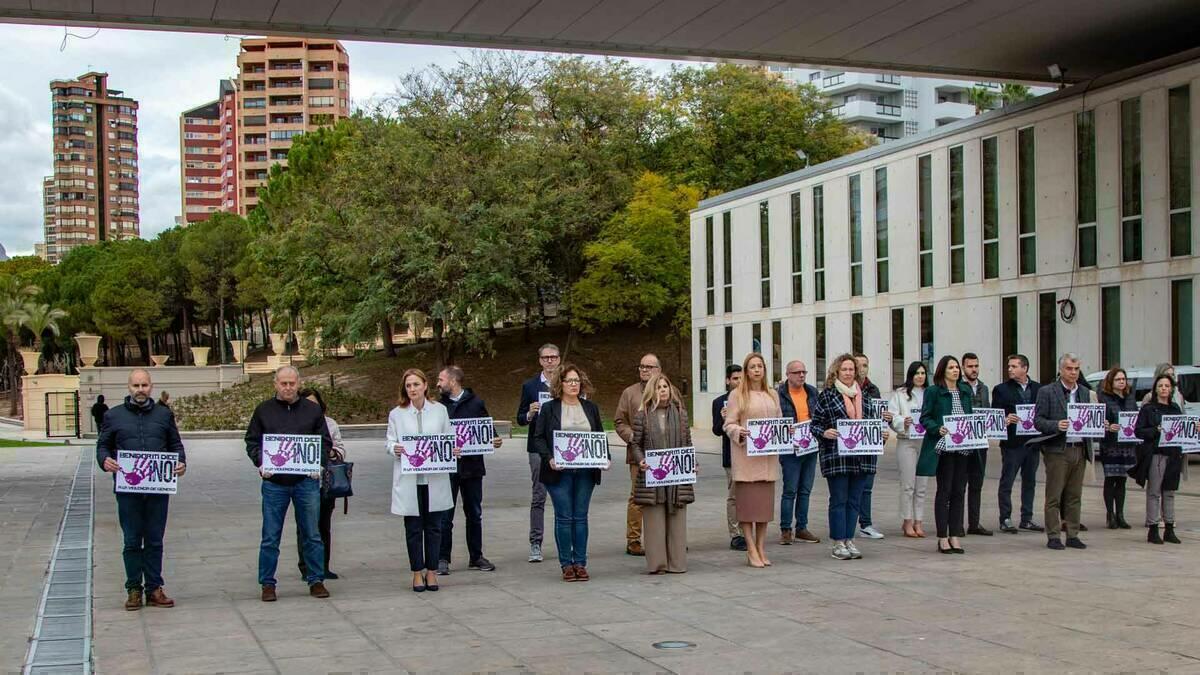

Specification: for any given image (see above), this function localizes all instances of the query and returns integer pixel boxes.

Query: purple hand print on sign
[1122,424,1135,438]
[560,436,585,462]
[795,435,811,450]
[842,424,865,450]
[117,456,155,486]
[1163,421,1180,443]
[748,426,769,450]
[401,439,435,467]
[264,438,296,467]
[650,455,677,481]
[951,419,970,445]
[1021,408,1036,430]
[454,423,471,447]
[914,423,926,434]
[1072,418,1085,432]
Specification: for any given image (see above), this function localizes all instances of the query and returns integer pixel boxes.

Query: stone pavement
[6,433,1200,674]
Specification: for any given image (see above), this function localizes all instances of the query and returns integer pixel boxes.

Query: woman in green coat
[917,355,976,554]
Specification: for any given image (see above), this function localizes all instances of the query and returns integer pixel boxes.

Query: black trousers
[1103,476,1127,516]
[998,445,1040,525]
[440,474,484,564]
[966,446,988,528]
[404,484,443,572]
[935,453,970,538]
[297,495,337,574]
[116,493,170,592]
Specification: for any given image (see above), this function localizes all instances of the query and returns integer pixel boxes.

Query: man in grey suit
[1033,353,1097,551]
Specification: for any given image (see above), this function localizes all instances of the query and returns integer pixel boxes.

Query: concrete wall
[692,59,1200,415]
[77,365,248,434]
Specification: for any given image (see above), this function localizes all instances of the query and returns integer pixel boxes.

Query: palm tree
[967,85,998,114]
[22,303,69,372]
[0,278,38,416]
[999,83,1033,106]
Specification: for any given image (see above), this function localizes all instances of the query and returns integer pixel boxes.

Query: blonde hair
[825,353,859,389]
[733,352,777,408]
[640,373,682,412]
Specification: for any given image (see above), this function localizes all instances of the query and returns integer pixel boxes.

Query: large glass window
[814,316,827,382]
[790,192,803,303]
[849,175,863,296]
[705,215,715,315]
[852,312,863,355]
[1101,286,1120,369]
[1038,292,1057,384]
[722,211,733,310]
[982,137,999,279]
[752,323,762,354]
[874,167,889,293]
[1001,296,1018,362]
[1018,127,1037,275]
[759,201,771,308]
[949,146,965,284]
[920,305,934,368]
[1173,279,1194,365]
[772,321,783,385]
[890,308,904,389]
[724,325,733,368]
[1077,111,1097,267]
[1169,86,1192,257]
[699,328,708,392]
[1120,98,1142,262]
[918,155,933,287]
[813,186,826,301]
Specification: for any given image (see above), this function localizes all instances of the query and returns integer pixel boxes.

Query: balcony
[832,100,906,123]
[932,100,977,124]
[821,71,905,95]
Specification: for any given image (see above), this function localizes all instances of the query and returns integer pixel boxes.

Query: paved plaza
[4,433,1200,674]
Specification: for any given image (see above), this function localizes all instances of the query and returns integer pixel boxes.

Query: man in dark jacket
[961,352,993,536]
[437,365,502,575]
[516,343,559,563]
[245,365,332,602]
[854,354,892,539]
[91,394,109,434]
[712,364,745,551]
[992,354,1042,533]
[777,360,821,545]
[1033,352,1097,550]
[96,369,186,611]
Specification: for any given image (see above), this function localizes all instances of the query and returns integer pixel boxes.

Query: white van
[1085,365,1200,416]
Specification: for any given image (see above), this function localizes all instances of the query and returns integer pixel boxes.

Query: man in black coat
[91,394,109,434]
[437,365,502,574]
[244,365,332,602]
[712,364,745,551]
[516,342,560,563]
[96,369,186,611]
[992,354,1043,534]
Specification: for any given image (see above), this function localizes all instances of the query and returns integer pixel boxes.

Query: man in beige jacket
[614,353,662,556]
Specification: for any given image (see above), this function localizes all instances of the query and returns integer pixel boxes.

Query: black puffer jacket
[96,397,186,491]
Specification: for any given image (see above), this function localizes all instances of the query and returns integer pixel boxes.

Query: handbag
[321,448,354,503]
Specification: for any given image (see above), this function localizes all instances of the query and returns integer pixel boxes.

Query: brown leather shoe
[146,588,175,608]
[261,585,277,602]
[779,529,794,545]
[562,565,578,582]
[574,565,590,582]
[795,529,821,543]
[124,589,143,611]
[309,582,330,598]
[625,541,645,556]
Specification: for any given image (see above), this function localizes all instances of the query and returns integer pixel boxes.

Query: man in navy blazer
[712,364,745,551]
[516,343,561,563]
[991,354,1042,534]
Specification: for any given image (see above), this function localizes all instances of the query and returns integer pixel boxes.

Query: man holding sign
[1032,353,1098,551]
[436,366,502,574]
[97,368,186,611]
[245,366,333,602]
[991,354,1043,534]
[776,360,821,545]
[516,343,560,563]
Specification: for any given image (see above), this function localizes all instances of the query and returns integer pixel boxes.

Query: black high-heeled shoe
[938,541,954,554]
[424,572,439,592]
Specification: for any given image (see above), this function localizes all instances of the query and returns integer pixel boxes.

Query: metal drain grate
[24,447,94,674]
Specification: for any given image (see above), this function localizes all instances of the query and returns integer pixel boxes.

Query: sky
[0,23,686,257]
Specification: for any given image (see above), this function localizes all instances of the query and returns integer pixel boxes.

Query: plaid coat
[810,387,878,478]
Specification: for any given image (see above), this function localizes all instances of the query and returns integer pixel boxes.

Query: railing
[876,103,901,117]
[831,104,845,116]
[269,63,303,70]
[822,73,845,87]
[875,74,902,85]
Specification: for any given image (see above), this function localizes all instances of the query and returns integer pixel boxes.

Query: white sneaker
[845,540,863,559]
[860,525,885,539]
[831,543,852,560]
[528,543,543,563]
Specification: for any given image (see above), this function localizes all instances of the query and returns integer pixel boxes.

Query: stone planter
[75,333,102,367]
[190,347,210,367]
[19,349,40,375]
[269,332,287,355]
[230,340,248,364]
[151,355,170,367]
[293,330,308,357]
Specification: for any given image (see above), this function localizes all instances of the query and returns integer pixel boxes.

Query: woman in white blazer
[889,361,929,538]
[386,368,460,592]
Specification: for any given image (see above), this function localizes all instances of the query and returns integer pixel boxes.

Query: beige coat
[614,380,646,464]
[723,388,783,483]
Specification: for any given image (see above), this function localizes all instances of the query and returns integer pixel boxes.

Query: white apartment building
[692,56,1200,413]
[769,66,1052,143]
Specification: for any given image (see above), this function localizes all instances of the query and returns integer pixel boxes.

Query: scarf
[834,379,862,419]
[644,402,686,512]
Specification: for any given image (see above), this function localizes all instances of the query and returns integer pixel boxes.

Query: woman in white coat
[387,368,460,592]
[889,361,929,538]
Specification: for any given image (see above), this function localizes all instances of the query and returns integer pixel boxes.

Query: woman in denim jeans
[532,364,610,581]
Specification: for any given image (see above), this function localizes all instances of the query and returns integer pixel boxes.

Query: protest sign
[644,447,697,486]
[745,417,795,455]
[977,408,1008,440]
[116,450,179,495]
[836,419,885,456]
[452,417,495,455]
[261,434,323,475]
[943,414,989,451]
[1117,411,1142,444]
[397,434,458,474]
[792,420,818,456]
[1160,415,1200,451]
[1015,404,1039,436]
[552,430,610,468]
[1067,403,1106,438]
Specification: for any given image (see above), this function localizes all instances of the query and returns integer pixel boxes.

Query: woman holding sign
[386,368,462,592]
[889,361,929,538]
[1133,375,1186,545]
[630,374,695,574]
[917,355,975,554]
[723,353,783,568]
[1098,367,1137,529]
[532,364,609,582]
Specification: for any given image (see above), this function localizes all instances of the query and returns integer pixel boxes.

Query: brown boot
[146,588,175,608]
[124,589,143,611]
[261,585,277,602]
[625,541,645,556]
[309,582,330,598]
[779,529,794,545]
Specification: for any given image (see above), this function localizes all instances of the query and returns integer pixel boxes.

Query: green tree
[0,277,38,414]
[90,240,173,365]
[967,85,998,113]
[180,212,252,363]
[21,303,68,372]
[1000,83,1034,106]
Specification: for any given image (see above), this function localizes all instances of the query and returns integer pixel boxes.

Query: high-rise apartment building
[218,80,239,215]
[45,72,139,263]
[236,37,349,215]
[40,175,55,260]
[768,67,1051,143]
[179,99,222,223]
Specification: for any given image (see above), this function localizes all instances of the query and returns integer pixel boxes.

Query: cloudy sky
[0,23,684,257]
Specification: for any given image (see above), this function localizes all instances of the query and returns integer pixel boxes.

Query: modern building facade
[235,37,350,215]
[45,72,139,263]
[179,97,222,224]
[768,67,1051,143]
[692,56,1200,413]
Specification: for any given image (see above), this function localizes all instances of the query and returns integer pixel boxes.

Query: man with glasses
[614,353,662,556]
[777,360,821,544]
[517,343,561,563]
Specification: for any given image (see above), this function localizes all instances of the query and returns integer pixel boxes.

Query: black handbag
[321,448,354,503]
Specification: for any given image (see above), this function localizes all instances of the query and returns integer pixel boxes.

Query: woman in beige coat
[631,374,695,574]
[723,353,783,568]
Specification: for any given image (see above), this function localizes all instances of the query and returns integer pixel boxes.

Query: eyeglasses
[637,364,660,370]
[562,378,581,384]
[540,355,561,361]
[788,370,807,375]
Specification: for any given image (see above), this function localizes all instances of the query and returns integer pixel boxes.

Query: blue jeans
[858,472,876,528]
[259,479,324,586]
[545,471,596,568]
[116,493,169,592]
[827,473,870,541]
[779,453,818,531]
